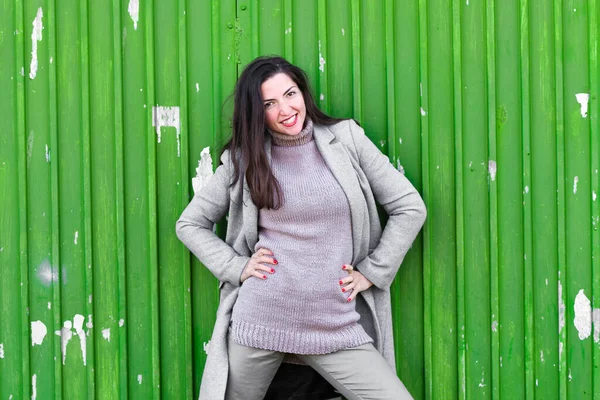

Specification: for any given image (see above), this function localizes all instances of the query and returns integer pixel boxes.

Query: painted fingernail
[270,269,275,273]
[342,265,347,269]
[341,288,346,292]
[339,280,343,285]
[273,259,278,265]
[262,275,267,279]
[347,298,352,302]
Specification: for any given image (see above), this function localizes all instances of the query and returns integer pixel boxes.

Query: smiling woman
[175,56,427,400]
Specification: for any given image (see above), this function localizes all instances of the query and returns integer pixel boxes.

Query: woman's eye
[264,102,273,109]
[287,91,296,97]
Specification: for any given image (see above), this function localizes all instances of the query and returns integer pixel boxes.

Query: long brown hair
[224,56,344,209]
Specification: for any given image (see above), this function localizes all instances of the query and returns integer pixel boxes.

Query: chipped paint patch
[128,0,139,30]
[48,302,51,309]
[45,144,50,162]
[320,93,324,101]
[593,309,600,343]
[102,328,111,342]
[152,106,181,157]
[491,320,498,332]
[525,186,529,194]
[341,28,345,35]
[74,231,78,244]
[396,159,405,174]
[540,350,544,362]
[27,130,34,168]
[203,341,211,355]
[575,93,589,118]
[573,176,579,194]
[420,107,427,116]
[559,342,564,359]
[558,280,565,334]
[56,320,73,364]
[574,289,591,340]
[195,83,199,92]
[192,147,214,194]
[119,319,124,327]
[285,22,292,35]
[318,41,326,73]
[73,314,87,365]
[593,191,597,202]
[488,160,497,181]
[31,321,47,346]
[37,260,58,286]
[0,343,4,358]
[32,374,37,400]
[138,374,143,384]
[29,8,43,80]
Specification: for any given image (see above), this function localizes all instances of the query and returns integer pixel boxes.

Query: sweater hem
[230,320,373,355]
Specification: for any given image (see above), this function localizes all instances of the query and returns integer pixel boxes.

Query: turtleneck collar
[269,119,314,147]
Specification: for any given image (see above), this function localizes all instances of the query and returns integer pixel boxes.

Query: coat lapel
[313,124,367,264]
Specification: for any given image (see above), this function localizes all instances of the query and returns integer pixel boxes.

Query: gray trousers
[226,335,414,400]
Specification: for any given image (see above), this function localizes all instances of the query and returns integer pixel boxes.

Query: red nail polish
[342,265,347,270]
[262,275,267,279]
[273,259,278,265]
[347,298,352,302]
[339,280,343,285]
[342,288,346,292]
[270,269,275,273]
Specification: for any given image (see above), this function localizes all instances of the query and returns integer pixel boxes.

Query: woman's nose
[279,101,292,115]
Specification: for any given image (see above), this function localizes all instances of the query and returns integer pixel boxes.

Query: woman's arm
[348,120,427,290]
[175,151,250,287]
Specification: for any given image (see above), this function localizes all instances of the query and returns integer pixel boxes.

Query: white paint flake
[29,8,43,80]
[48,302,51,309]
[535,379,538,387]
[203,341,211,355]
[32,374,37,400]
[192,147,214,194]
[569,369,572,381]
[49,57,52,64]
[37,260,58,286]
[341,28,345,35]
[525,186,529,194]
[593,191,597,201]
[540,350,544,362]
[488,160,497,181]
[31,321,47,346]
[491,320,498,332]
[20,67,24,76]
[574,289,592,340]
[56,320,73,364]
[320,93,324,101]
[74,231,78,244]
[0,343,4,358]
[88,295,92,304]
[195,83,199,92]
[285,22,292,35]
[545,278,548,286]
[420,107,427,116]
[152,106,181,157]
[396,159,405,174]
[558,280,565,334]
[575,93,589,118]
[119,319,124,327]
[137,374,143,384]
[559,342,564,359]
[478,373,485,387]
[102,328,111,342]
[73,314,87,365]
[573,176,579,194]
[128,0,139,30]
[318,41,326,73]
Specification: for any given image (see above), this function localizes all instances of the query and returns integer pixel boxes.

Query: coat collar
[242,124,366,263]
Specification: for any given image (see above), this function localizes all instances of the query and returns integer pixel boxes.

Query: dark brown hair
[224,56,344,209]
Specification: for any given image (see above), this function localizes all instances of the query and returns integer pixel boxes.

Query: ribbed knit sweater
[230,120,373,354]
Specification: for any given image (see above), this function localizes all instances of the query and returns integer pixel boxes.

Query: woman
[176,56,426,400]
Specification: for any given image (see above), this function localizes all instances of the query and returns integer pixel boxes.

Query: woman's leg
[225,334,285,400]
[299,343,413,400]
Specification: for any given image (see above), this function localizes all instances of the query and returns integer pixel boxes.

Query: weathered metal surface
[0,1,598,399]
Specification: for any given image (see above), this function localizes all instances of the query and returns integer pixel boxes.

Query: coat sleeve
[349,120,427,290]
[175,150,250,286]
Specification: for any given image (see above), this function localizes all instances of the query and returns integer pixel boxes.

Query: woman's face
[260,72,306,136]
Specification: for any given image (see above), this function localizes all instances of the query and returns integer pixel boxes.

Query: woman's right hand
[240,248,278,283]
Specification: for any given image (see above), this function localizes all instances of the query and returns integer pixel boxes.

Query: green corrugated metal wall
[0,0,598,399]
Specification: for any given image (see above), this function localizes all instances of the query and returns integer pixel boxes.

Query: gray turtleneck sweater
[230,120,373,354]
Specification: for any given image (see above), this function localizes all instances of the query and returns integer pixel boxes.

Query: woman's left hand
[339,264,373,302]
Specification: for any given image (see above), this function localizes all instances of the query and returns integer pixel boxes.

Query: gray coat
[176,119,427,400]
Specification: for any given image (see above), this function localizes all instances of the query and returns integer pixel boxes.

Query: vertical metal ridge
[250,0,259,60]
[46,0,63,396]
[451,0,465,398]
[143,0,161,396]
[384,0,396,159]
[417,0,432,397]
[178,0,193,397]
[211,0,223,144]
[316,0,328,113]
[553,0,567,398]
[79,0,95,395]
[283,0,293,62]
[15,0,31,397]
[588,0,600,397]
[350,0,362,121]
[519,0,535,398]
[486,0,500,398]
